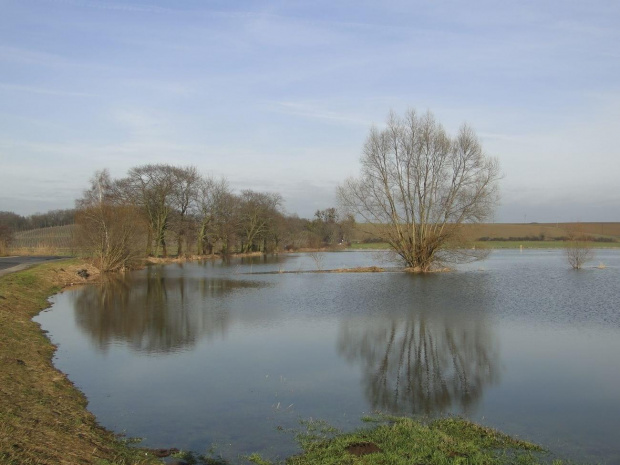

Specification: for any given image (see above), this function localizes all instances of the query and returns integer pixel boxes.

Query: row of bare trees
[0,209,75,232]
[75,164,354,271]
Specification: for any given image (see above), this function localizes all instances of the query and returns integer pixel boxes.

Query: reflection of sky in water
[35,250,620,464]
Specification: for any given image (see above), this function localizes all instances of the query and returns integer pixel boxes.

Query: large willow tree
[339,109,500,271]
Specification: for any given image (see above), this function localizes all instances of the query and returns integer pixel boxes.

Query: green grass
[248,416,566,465]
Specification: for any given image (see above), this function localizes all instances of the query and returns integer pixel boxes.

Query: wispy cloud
[272,101,372,126]
[0,82,98,97]
[36,0,171,14]
[118,78,196,96]
[0,45,72,67]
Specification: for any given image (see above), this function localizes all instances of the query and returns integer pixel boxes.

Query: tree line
[0,209,76,255]
[0,209,75,232]
[75,165,354,271]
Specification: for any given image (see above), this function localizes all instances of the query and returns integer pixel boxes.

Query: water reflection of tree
[73,270,261,353]
[338,312,499,415]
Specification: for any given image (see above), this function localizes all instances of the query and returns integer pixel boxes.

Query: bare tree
[0,211,28,232]
[194,177,231,255]
[566,224,594,269]
[237,190,283,253]
[75,170,145,271]
[311,208,339,245]
[120,164,179,257]
[212,188,240,255]
[339,109,500,271]
[311,207,356,246]
[170,165,200,256]
[279,214,311,251]
[308,251,325,270]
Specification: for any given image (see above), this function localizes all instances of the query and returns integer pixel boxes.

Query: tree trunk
[146,228,153,256]
[161,237,167,257]
[177,232,183,257]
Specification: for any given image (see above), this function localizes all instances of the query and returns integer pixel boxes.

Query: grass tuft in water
[248,416,559,465]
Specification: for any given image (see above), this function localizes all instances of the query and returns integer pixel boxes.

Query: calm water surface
[35,250,620,464]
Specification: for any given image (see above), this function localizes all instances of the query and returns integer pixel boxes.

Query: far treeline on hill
[3,211,620,258]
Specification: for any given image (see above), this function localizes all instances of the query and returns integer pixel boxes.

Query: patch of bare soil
[345,442,382,456]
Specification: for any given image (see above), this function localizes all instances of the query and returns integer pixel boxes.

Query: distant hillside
[11,222,620,255]
[462,222,620,241]
[12,225,76,255]
[353,222,620,243]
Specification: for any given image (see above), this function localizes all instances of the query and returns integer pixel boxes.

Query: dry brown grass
[354,222,620,242]
[0,260,159,465]
[8,246,71,257]
[330,266,385,273]
[461,222,620,240]
[144,254,215,264]
[11,225,75,257]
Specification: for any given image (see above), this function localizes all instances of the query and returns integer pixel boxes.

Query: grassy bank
[0,259,160,465]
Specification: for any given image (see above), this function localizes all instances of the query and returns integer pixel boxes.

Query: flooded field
[35,250,620,464]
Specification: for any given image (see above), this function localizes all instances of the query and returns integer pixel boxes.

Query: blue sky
[1,0,619,221]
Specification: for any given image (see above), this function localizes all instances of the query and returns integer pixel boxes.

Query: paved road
[0,256,68,277]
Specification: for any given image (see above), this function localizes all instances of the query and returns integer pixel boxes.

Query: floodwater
[35,250,620,464]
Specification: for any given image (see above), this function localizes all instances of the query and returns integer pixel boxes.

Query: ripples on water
[35,250,620,464]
